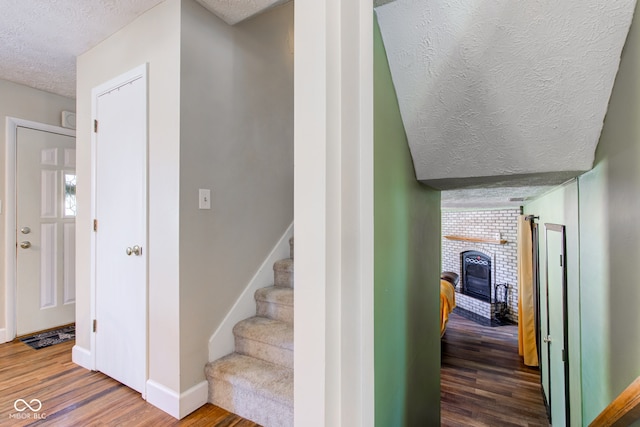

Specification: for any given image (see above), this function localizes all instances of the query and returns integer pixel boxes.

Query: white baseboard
[72,345,92,370]
[179,381,208,418]
[146,380,208,419]
[147,380,180,418]
[208,223,293,361]
[0,328,6,343]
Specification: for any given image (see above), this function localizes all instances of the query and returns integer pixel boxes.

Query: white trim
[0,328,7,344]
[178,381,208,419]
[4,117,75,342]
[146,380,180,419]
[294,0,374,424]
[71,345,92,370]
[208,222,293,362]
[146,379,207,419]
[356,1,375,424]
[90,63,149,381]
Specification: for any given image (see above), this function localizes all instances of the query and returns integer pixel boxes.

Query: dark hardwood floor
[0,338,260,426]
[441,312,550,427]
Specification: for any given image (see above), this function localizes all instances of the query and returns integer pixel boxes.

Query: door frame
[89,64,148,394]
[4,117,75,342]
[544,222,570,426]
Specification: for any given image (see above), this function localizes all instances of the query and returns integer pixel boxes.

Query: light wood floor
[441,312,550,426]
[0,338,260,426]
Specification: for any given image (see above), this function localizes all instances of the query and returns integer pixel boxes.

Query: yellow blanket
[440,279,456,337]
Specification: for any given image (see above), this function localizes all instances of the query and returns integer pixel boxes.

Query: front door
[94,66,147,394]
[16,127,76,336]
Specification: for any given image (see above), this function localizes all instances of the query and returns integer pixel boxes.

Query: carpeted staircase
[205,238,294,427]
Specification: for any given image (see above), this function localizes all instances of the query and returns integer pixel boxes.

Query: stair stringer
[208,222,293,362]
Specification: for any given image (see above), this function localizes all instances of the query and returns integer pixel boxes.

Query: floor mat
[19,325,75,350]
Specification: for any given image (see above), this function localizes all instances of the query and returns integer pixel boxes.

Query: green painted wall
[374,15,442,427]
[578,3,640,424]
[524,181,581,426]
[525,4,640,425]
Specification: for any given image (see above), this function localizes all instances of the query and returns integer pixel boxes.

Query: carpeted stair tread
[255,286,293,306]
[233,317,293,350]
[205,353,293,406]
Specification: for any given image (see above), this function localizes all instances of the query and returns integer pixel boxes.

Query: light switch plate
[199,189,211,210]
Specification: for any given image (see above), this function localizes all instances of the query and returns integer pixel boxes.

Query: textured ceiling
[441,185,556,210]
[0,0,166,98]
[196,0,290,25]
[376,0,637,190]
[0,0,289,99]
[439,171,578,208]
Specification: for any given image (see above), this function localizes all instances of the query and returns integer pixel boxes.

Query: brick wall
[442,208,520,323]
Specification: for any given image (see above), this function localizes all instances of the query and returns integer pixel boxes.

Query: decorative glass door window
[63,173,77,218]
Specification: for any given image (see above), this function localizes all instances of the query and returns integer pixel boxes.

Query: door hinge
[560,254,563,267]
[93,319,97,333]
[94,119,98,133]
[93,219,98,232]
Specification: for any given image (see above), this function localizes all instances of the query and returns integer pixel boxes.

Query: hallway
[441,312,550,426]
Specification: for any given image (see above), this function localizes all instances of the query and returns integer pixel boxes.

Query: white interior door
[541,258,551,414]
[545,224,570,426]
[16,127,76,336]
[94,68,147,394]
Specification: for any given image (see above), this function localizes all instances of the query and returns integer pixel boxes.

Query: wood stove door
[542,223,570,426]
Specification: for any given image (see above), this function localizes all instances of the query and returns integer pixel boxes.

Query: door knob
[126,245,142,256]
[20,226,31,234]
[20,241,31,249]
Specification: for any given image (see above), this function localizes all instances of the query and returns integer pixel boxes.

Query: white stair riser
[210,380,293,427]
[257,300,293,324]
[235,337,293,369]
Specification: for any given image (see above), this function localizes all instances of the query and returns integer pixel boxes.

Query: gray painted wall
[76,0,293,398]
[179,0,293,390]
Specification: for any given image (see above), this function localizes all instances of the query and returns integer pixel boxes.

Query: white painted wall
[75,0,182,394]
[179,0,294,391]
[294,0,374,425]
[0,79,75,341]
